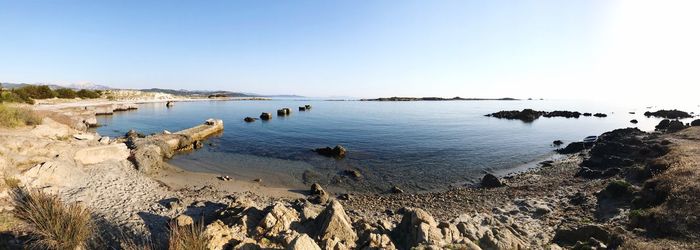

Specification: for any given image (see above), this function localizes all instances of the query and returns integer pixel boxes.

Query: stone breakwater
[35,102,139,130]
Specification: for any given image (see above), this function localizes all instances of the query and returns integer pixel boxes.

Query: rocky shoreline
[2,102,700,249]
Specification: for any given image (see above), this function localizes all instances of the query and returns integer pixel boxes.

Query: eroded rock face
[132,144,163,174]
[479,227,527,250]
[392,208,444,249]
[74,143,130,165]
[256,202,300,237]
[315,200,357,247]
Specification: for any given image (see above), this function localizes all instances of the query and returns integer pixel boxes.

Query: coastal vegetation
[10,187,94,250]
[0,84,102,104]
[0,104,42,127]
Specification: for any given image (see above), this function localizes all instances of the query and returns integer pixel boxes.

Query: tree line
[0,84,102,104]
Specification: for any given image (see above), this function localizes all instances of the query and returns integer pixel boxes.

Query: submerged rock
[314,145,347,159]
[480,174,505,188]
[244,117,256,122]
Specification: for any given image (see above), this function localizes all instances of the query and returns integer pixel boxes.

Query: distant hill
[139,88,258,97]
[1,82,65,90]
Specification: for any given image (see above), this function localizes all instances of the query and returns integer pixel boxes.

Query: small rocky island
[361,96,518,101]
[486,109,607,122]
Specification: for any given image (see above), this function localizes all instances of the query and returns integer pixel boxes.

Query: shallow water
[96,99,699,192]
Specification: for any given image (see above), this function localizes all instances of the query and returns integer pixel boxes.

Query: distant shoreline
[360,96,519,101]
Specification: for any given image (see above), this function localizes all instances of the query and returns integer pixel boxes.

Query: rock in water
[305,104,312,109]
[287,234,321,250]
[260,112,273,120]
[299,106,307,111]
[552,140,564,146]
[655,119,671,130]
[593,113,607,117]
[314,145,347,159]
[392,207,444,249]
[556,142,586,154]
[166,101,174,107]
[630,119,638,124]
[132,144,163,174]
[692,119,700,126]
[644,109,692,119]
[244,117,256,122]
[481,174,505,188]
[315,200,357,247]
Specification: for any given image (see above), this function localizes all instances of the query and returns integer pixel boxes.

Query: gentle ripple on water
[95,99,700,192]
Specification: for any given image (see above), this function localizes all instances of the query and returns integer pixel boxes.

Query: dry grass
[167,221,209,250]
[0,104,42,128]
[10,187,94,250]
[641,127,700,239]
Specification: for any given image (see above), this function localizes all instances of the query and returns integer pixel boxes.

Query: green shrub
[76,89,101,99]
[0,91,33,104]
[14,85,55,99]
[0,104,42,127]
[11,187,95,250]
[55,88,77,99]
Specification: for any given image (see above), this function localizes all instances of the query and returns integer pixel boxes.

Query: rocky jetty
[644,109,692,119]
[125,119,223,174]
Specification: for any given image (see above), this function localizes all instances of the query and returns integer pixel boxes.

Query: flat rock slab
[74,143,130,165]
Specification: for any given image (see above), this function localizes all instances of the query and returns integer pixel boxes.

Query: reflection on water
[96,99,699,192]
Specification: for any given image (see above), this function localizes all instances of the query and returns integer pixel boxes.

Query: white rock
[287,234,321,250]
[73,133,95,140]
[74,143,130,165]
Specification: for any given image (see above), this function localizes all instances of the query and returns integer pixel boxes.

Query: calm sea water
[95,99,699,192]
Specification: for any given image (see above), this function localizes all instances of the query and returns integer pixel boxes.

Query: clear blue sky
[1,1,698,100]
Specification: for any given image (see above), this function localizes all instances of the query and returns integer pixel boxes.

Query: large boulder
[314,145,347,159]
[30,118,75,139]
[74,143,130,165]
[19,160,87,191]
[692,119,700,126]
[256,202,300,237]
[287,234,321,250]
[480,174,505,188]
[556,142,586,154]
[479,227,527,250]
[260,112,273,120]
[131,144,163,174]
[392,208,444,249]
[553,224,619,248]
[315,200,357,247]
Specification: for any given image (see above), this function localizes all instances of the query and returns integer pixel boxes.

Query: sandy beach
[1,99,700,249]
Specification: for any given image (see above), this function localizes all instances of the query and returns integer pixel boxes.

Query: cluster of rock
[644,109,692,119]
[655,119,687,132]
[574,128,669,179]
[486,109,607,122]
[189,194,532,250]
[361,97,518,101]
[246,105,311,122]
[125,119,224,174]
